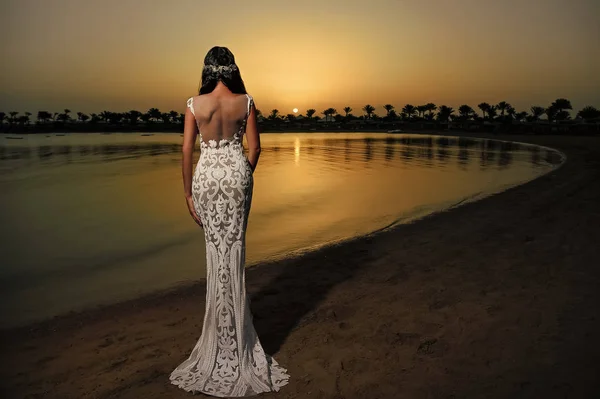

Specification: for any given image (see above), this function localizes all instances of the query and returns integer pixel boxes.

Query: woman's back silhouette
[171,46,290,397]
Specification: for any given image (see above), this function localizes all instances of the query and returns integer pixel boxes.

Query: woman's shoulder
[186,93,209,107]
[186,96,195,108]
[243,93,253,104]
[230,93,253,106]
[186,94,201,104]
[232,93,252,100]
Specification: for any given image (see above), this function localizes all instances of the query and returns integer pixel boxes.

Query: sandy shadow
[247,235,377,355]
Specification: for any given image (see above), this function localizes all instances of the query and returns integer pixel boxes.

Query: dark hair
[198,46,247,95]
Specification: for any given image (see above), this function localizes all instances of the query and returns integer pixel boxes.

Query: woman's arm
[182,106,198,199]
[245,101,261,171]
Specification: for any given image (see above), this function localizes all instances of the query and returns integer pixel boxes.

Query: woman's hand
[186,195,203,228]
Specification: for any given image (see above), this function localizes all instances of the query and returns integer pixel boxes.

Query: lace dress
[170,94,290,397]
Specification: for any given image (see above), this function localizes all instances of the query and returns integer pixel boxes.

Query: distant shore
[1,119,599,137]
[1,131,599,398]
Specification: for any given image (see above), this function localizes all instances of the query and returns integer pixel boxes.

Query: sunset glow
[1,0,598,115]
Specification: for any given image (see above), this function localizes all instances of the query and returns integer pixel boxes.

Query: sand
[1,132,599,399]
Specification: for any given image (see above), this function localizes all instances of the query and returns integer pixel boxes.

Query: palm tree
[545,105,558,123]
[268,109,280,120]
[530,106,545,122]
[160,112,171,124]
[0,112,5,125]
[551,98,573,121]
[416,105,427,119]
[306,109,316,119]
[496,101,510,117]
[36,111,52,123]
[14,112,31,125]
[99,111,111,123]
[343,106,352,117]
[514,111,528,122]
[169,110,179,123]
[424,103,437,120]
[552,98,572,113]
[147,108,162,122]
[110,112,124,125]
[458,105,475,120]
[140,113,151,124]
[436,105,454,122]
[8,111,19,125]
[57,112,70,124]
[322,108,337,122]
[487,105,498,121]
[362,104,375,119]
[18,114,30,125]
[103,112,114,124]
[383,104,395,117]
[63,109,72,121]
[330,108,338,120]
[54,109,72,124]
[125,110,141,125]
[329,108,337,121]
[556,110,572,121]
[478,102,491,119]
[506,105,516,121]
[576,106,600,122]
[401,104,417,121]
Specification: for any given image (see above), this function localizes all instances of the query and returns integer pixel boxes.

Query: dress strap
[186,97,195,116]
[245,94,253,118]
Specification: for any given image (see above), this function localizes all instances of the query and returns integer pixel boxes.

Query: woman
[170,46,290,397]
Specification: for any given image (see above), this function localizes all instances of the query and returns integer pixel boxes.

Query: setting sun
[293,108,298,113]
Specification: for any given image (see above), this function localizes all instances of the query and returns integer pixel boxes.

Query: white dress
[170,94,290,397]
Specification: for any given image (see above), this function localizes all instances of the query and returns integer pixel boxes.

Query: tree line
[0,107,183,127]
[0,98,598,132]
[263,98,599,124]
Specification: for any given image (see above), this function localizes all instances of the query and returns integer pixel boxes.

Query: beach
[1,132,599,398]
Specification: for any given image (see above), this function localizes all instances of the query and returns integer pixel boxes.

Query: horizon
[1,0,599,116]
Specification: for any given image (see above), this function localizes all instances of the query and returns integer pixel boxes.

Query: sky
[1,0,599,117]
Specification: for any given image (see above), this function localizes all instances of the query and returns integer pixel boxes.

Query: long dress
[169,93,290,397]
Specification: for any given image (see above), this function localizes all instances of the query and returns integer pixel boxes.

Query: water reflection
[0,132,564,328]
[0,134,563,173]
[293,137,300,165]
[0,141,180,168]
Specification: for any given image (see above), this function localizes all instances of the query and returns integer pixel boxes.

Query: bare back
[187,93,252,147]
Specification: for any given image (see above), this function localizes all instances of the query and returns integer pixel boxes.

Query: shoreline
[1,132,599,398]
[1,118,599,136]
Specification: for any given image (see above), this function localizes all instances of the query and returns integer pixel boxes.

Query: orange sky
[1,0,598,117]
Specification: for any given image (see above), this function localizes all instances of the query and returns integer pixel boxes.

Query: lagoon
[0,132,564,328]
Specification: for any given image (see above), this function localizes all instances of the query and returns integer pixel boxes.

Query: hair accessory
[203,64,238,73]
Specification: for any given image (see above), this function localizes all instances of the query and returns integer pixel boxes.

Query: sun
[293,108,298,113]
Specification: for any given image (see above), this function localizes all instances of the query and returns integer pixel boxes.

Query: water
[0,132,564,328]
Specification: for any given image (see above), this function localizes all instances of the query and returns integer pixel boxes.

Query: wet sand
[1,132,599,399]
